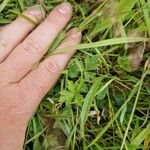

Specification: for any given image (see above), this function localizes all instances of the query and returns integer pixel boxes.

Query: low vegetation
[0,0,150,149]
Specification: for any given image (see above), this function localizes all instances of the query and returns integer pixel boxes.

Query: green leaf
[59,90,74,105]
[75,93,84,106]
[97,86,107,100]
[67,80,76,93]
[84,71,96,82]
[114,94,125,107]
[118,56,132,72]
[116,0,139,20]
[80,77,103,137]
[85,55,99,71]
[33,139,42,150]
[140,0,150,37]
[120,105,127,124]
[80,82,89,93]
[129,123,150,149]
[43,135,59,149]
[0,0,10,13]
[88,83,140,148]
[68,60,80,78]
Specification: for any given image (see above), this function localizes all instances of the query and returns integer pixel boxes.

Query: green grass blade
[129,123,150,149]
[120,62,149,150]
[89,0,138,37]
[116,0,139,20]
[88,82,140,148]
[25,127,46,144]
[52,37,148,54]
[0,0,10,13]
[79,77,104,138]
[140,0,150,37]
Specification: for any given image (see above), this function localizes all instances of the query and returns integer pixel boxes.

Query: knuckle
[62,41,70,48]
[22,37,42,55]
[0,36,9,49]
[46,12,64,26]
[43,59,60,76]
[46,16,58,26]
[26,7,44,24]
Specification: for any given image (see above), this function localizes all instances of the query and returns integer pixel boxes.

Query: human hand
[0,2,81,150]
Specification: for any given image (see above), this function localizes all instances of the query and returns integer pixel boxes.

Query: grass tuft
[0,0,150,149]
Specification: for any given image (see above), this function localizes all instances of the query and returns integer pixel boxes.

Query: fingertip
[66,28,82,43]
[23,4,46,24]
[46,2,73,29]
[56,2,73,15]
[54,28,82,56]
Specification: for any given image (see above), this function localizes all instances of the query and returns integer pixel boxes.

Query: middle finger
[2,2,72,82]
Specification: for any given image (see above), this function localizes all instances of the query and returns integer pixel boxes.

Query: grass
[0,0,150,149]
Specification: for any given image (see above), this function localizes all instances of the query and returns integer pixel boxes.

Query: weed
[0,0,150,149]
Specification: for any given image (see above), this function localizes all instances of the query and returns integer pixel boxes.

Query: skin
[0,2,81,150]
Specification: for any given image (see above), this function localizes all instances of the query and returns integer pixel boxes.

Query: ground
[0,0,150,150]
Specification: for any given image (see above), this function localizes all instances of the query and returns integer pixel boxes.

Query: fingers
[3,2,73,82]
[19,29,81,110]
[0,5,45,63]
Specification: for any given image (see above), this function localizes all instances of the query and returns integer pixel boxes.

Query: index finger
[2,2,73,82]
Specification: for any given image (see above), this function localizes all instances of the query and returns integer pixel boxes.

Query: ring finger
[0,5,45,63]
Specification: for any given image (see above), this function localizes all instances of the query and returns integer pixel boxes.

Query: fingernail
[57,2,72,15]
